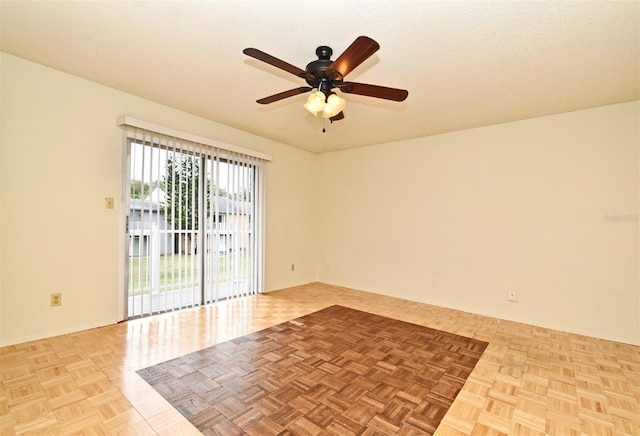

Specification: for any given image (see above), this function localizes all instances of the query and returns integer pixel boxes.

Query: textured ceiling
[1,1,638,153]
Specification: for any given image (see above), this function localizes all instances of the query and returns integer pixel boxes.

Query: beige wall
[0,54,317,345]
[2,53,638,346]
[318,101,639,345]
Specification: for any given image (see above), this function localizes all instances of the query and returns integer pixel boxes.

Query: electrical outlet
[51,293,62,307]
[508,289,517,302]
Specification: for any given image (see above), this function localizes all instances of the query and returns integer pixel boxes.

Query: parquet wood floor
[137,305,488,435]
[1,282,639,435]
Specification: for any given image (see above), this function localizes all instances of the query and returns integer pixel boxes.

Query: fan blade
[256,87,312,104]
[328,36,380,78]
[341,82,408,102]
[330,111,345,122]
[243,48,306,77]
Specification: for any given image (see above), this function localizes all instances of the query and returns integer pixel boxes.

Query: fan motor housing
[304,46,343,89]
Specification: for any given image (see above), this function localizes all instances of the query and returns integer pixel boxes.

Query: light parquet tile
[0,282,638,434]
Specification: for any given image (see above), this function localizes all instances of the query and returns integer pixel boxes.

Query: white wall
[317,101,639,345]
[2,53,638,347]
[0,54,3,343]
[0,53,317,346]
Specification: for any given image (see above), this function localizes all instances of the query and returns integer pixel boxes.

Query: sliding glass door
[122,126,264,319]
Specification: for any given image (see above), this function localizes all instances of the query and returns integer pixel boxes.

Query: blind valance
[117,115,272,162]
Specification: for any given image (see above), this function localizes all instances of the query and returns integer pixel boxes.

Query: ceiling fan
[243,36,408,123]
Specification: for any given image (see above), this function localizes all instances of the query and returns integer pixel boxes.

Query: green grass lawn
[129,253,251,295]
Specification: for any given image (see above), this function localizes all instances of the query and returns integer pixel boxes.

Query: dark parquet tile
[137,305,488,435]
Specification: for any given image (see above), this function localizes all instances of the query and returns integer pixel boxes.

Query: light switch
[105,197,114,209]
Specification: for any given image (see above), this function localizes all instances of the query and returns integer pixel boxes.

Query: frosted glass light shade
[303,91,347,118]
[304,91,326,115]
[321,94,347,118]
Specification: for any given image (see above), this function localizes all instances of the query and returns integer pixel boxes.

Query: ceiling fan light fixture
[304,91,326,115]
[322,94,347,118]
[245,36,408,124]
[305,91,347,118]
[303,102,318,116]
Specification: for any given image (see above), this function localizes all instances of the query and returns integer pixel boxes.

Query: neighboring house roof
[210,197,253,215]
[145,187,166,204]
[129,198,161,211]
[129,196,252,215]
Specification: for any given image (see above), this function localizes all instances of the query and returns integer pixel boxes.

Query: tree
[130,180,164,199]
[163,155,251,253]
[164,155,199,230]
[130,180,150,199]
[163,155,201,254]
[163,155,220,254]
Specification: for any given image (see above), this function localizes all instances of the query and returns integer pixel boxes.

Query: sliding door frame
[117,116,270,322]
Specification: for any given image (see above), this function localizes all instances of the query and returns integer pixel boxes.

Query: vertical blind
[119,117,270,319]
